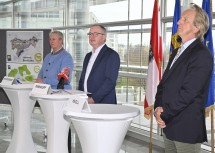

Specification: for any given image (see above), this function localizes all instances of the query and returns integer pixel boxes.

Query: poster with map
[6,31,44,83]
[6,31,43,63]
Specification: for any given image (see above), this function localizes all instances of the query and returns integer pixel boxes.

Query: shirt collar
[182,38,196,50]
[92,44,105,54]
[52,47,64,55]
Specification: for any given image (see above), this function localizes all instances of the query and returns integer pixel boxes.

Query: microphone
[57,67,70,89]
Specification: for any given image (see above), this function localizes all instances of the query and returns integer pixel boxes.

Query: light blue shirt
[181,38,197,53]
[37,48,74,89]
[170,38,197,68]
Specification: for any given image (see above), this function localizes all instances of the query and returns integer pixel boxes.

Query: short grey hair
[90,24,107,34]
[49,31,64,43]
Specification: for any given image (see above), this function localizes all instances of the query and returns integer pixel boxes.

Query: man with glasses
[154,3,212,153]
[78,24,120,104]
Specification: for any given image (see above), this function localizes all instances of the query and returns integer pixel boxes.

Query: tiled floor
[0,108,164,153]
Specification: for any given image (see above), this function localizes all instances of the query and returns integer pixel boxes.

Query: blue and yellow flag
[202,0,214,114]
[170,0,181,55]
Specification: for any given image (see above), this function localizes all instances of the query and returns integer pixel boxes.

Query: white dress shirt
[170,38,196,69]
[84,44,105,92]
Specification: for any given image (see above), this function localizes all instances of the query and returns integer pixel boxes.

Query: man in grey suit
[78,24,120,104]
[154,3,213,153]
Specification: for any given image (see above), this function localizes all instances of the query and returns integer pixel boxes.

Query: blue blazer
[78,44,120,104]
[154,39,213,143]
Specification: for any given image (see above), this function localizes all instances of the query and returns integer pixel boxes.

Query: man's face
[88,26,106,50]
[177,9,199,42]
[49,33,62,51]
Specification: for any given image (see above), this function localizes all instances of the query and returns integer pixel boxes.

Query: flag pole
[209,1,214,153]
[211,108,214,153]
[149,111,153,153]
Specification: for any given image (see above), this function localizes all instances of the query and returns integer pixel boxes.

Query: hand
[35,78,43,83]
[155,107,166,128]
[87,97,95,104]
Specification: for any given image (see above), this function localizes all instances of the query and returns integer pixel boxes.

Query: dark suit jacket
[154,39,213,143]
[78,44,120,104]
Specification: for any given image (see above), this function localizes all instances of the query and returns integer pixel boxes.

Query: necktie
[170,46,183,68]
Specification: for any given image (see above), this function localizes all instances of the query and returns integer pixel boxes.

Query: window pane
[0,3,12,28]
[142,0,154,19]
[166,0,179,16]
[130,0,142,20]
[89,1,128,23]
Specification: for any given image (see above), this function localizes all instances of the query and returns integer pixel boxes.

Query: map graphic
[11,36,38,57]
[7,31,43,63]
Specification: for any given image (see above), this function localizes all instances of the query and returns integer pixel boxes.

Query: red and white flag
[144,0,162,119]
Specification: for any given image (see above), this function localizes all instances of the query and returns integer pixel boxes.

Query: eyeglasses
[87,32,105,37]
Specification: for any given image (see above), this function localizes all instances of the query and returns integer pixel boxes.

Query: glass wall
[0,1,12,28]
[0,0,215,151]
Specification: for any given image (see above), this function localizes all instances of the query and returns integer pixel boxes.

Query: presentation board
[0,29,51,104]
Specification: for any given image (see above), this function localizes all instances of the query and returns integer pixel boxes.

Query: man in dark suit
[78,24,120,104]
[154,3,213,153]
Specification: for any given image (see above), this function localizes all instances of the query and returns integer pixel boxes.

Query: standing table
[29,90,87,153]
[64,104,140,153]
[0,83,37,153]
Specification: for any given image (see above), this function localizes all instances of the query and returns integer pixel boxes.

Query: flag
[202,0,214,115]
[144,0,162,119]
[170,0,181,56]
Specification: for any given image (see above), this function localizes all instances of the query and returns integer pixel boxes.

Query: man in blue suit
[78,24,120,104]
[154,3,212,153]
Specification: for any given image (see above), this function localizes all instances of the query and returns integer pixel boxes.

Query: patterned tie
[170,46,183,68]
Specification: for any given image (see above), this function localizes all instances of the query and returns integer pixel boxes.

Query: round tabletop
[64,104,140,120]
[0,83,34,90]
[29,90,87,101]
